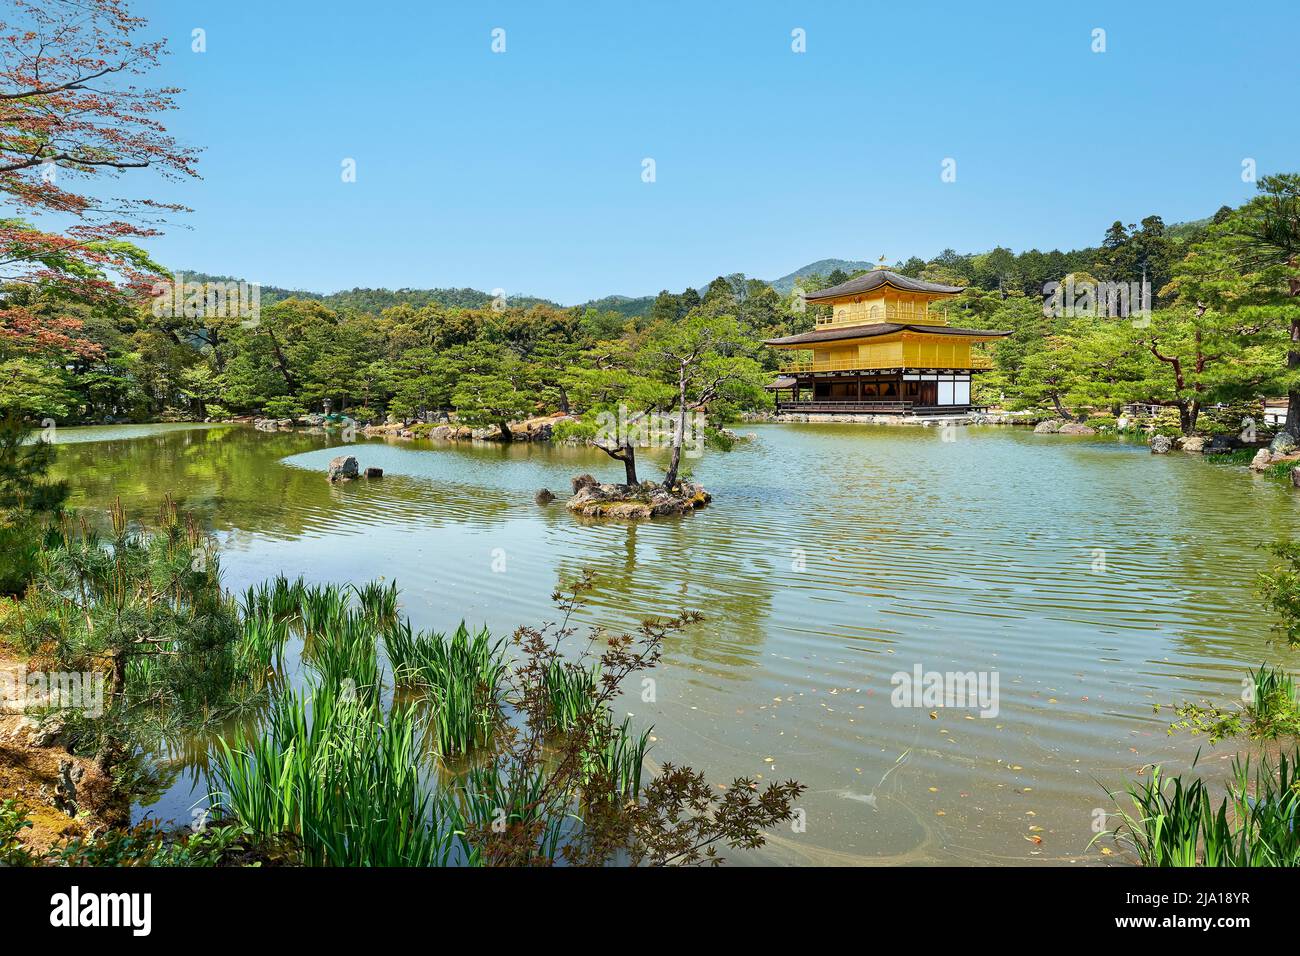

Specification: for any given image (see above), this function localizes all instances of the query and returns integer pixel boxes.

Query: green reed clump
[307,613,381,702]
[299,583,349,637]
[241,575,306,623]
[1100,746,1300,866]
[384,621,507,756]
[448,764,565,863]
[582,716,651,800]
[1205,448,1258,466]
[538,661,649,798]
[234,612,291,688]
[543,659,602,733]
[353,580,399,627]
[210,682,459,866]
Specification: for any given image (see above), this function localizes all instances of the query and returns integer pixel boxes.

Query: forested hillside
[4,185,1296,440]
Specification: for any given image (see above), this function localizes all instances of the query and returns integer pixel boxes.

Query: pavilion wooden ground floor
[768,368,984,416]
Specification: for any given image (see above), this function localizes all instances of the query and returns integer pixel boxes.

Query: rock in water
[1250,449,1273,472]
[1270,432,1298,456]
[1150,435,1173,454]
[1293,466,1300,489]
[1205,435,1242,455]
[565,479,710,519]
[1057,422,1096,435]
[571,473,598,494]
[535,488,556,505]
[327,455,359,481]
[1180,436,1206,453]
[364,467,383,479]
[1033,420,1060,434]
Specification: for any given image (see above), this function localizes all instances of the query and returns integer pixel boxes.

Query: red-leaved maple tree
[1,0,198,359]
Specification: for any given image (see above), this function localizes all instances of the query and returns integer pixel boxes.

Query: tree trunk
[1284,265,1299,436]
[498,420,512,441]
[95,648,129,773]
[107,647,127,704]
[663,368,689,489]
[595,442,638,485]
[264,329,297,390]
[1288,309,1300,436]
[665,416,686,489]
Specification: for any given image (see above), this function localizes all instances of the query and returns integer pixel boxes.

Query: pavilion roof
[764,322,1010,347]
[803,270,963,302]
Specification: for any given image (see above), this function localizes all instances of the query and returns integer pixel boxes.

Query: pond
[48,421,1300,864]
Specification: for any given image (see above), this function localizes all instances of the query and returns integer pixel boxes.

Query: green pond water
[48,421,1300,865]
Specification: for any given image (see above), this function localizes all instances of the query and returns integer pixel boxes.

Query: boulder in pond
[1250,449,1273,472]
[327,455,359,482]
[571,473,598,494]
[1057,422,1096,435]
[1293,466,1300,489]
[1270,432,1298,456]
[1033,420,1060,434]
[1204,434,1243,455]
[1150,435,1173,454]
[1180,436,1206,453]
[535,488,556,505]
[364,467,383,479]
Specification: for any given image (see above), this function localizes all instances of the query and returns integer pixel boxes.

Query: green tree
[1224,174,1300,432]
[642,314,766,489]
[452,348,538,440]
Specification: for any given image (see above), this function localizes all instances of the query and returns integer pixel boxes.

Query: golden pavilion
[764,267,1009,414]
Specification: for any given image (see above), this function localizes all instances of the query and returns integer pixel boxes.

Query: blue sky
[133,0,1299,303]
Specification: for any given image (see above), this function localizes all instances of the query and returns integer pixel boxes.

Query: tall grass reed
[384,621,507,756]
[209,681,459,866]
[1100,746,1300,866]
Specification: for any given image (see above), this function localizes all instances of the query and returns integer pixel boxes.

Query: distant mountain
[577,293,655,318]
[767,258,875,294]
[181,228,1201,323]
[174,272,562,312]
[176,258,881,320]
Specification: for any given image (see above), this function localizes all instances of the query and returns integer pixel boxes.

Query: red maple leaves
[1,0,200,361]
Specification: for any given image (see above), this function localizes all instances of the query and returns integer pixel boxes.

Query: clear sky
[133,0,1300,303]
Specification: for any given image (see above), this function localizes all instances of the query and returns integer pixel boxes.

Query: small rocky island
[326,455,382,482]
[543,474,712,519]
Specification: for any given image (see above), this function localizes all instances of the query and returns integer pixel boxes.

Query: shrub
[4,496,243,765]
[1171,664,1300,742]
[261,397,306,419]
[553,417,598,443]
[0,799,34,866]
